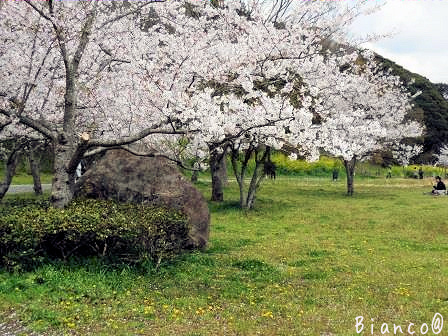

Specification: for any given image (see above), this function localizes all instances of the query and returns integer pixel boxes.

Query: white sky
[349,0,448,83]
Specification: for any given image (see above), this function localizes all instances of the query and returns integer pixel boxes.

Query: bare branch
[24,0,70,83]
[0,104,55,140]
[98,1,166,30]
[211,116,294,148]
[72,5,97,75]
[24,0,52,22]
[48,0,54,15]
[86,125,192,149]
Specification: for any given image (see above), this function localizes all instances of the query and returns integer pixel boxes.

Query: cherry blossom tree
[0,0,317,208]
[2,0,281,207]
[107,0,321,206]
[1,1,190,207]
[0,0,393,210]
[156,0,377,207]
[312,53,424,195]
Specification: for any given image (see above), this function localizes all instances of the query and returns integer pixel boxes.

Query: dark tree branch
[48,0,54,15]
[210,116,293,149]
[98,1,166,30]
[24,0,52,21]
[24,0,70,90]
[0,120,12,133]
[86,126,191,149]
[72,6,97,75]
[0,105,55,140]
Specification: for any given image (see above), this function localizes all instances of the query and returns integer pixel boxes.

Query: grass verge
[0,177,447,335]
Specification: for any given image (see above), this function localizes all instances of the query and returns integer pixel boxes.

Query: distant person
[75,160,86,182]
[264,160,276,180]
[412,167,418,179]
[332,168,339,181]
[386,167,392,179]
[432,176,446,195]
[418,167,424,179]
[76,162,82,180]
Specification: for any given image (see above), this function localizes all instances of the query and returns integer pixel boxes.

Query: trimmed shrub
[0,199,189,271]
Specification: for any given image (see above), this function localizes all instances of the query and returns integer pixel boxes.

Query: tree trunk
[246,161,263,209]
[210,149,226,202]
[50,142,76,208]
[246,146,269,209]
[230,149,247,208]
[344,157,356,196]
[230,145,268,210]
[29,146,43,195]
[0,147,22,201]
[219,156,228,186]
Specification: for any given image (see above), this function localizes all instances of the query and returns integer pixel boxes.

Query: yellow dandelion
[261,311,274,318]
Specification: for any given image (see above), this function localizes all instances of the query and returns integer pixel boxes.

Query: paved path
[0,321,41,336]
[0,311,40,336]
[0,321,27,336]
[7,184,51,195]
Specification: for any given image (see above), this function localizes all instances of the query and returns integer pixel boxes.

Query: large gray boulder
[74,149,209,249]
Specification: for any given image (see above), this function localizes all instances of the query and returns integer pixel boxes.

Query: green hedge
[0,199,189,271]
[271,153,447,178]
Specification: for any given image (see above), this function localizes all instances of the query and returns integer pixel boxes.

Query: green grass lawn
[1,177,447,335]
[10,173,53,185]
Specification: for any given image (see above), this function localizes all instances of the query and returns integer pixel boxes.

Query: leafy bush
[0,199,189,271]
[401,164,443,178]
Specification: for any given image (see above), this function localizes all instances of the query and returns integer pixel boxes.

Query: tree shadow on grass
[205,238,254,254]
[208,197,301,216]
[288,186,398,202]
